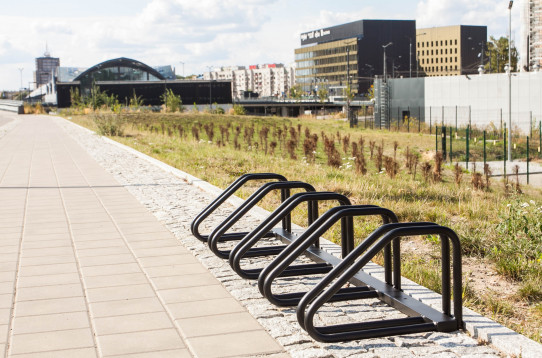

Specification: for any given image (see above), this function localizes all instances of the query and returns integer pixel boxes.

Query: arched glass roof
[73,57,166,83]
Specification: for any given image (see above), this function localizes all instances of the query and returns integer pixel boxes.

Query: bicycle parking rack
[190,173,287,243]
[258,205,399,307]
[208,181,316,259]
[296,221,463,342]
[229,191,352,279]
[190,173,464,341]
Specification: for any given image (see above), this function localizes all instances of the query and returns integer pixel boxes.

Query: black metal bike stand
[207,181,316,259]
[296,222,463,342]
[190,173,287,242]
[229,192,352,279]
[258,206,399,307]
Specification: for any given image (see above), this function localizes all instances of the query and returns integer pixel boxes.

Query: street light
[18,68,23,100]
[405,36,412,78]
[415,32,426,77]
[206,66,213,109]
[179,61,185,77]
[382,42,393,81]
[508,0,513,161]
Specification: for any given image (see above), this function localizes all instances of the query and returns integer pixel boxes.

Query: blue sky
[0,0,523,90]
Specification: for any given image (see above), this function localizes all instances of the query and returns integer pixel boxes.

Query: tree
[317,87,328,104]
[160,88,183,113]
[318,87,328,118]
[485,36,518,73]
[289,84,302,101]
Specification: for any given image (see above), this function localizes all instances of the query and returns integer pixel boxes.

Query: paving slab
[0,113,285,357]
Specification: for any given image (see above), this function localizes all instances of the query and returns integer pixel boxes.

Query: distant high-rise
[520,0,542,71]
[35,46,60,87]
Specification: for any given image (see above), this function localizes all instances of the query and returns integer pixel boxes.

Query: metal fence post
[455,105,458,132]
[483,131,486,167]
[418,106,421,132]
[503,124,507,183]
[397,107,401,132]
[429,106,433,134]
[442,126,447,160]
[450,126,453,162]
[527,135,530,185]
[466,125,470,171]
[435,126,438,153]
[500,108,503,138]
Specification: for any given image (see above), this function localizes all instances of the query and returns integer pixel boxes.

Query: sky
[0,0,524,90]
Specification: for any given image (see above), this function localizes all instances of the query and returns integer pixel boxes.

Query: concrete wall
[425,72,542,133]
[388,72,542,133]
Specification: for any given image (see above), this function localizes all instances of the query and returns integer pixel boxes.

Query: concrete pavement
[0,113,285,357]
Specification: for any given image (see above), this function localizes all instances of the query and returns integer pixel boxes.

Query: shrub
[93,113,125,136]
[161,89,183,113]
[232,104,246,115]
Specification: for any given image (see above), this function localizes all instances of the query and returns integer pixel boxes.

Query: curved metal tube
[208,181,316,259]
[229,191,352,279]
[191,173,286,242]
[300,224,462,342]
[258,206,399,307]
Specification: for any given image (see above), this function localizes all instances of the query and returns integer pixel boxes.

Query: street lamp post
[405,37,412,78]
[382,42,393,81]
[206,66,213,109]
[18,68,23,100]
[508,0,513,161]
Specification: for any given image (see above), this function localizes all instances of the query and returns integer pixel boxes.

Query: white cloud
[416,0,521,37]
[0,0,525,90]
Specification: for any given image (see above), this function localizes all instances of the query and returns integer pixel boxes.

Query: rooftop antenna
[44,42,50,57]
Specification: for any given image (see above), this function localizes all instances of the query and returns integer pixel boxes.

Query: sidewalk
[0,113,285,357]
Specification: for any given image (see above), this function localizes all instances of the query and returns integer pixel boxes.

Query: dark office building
[54,57,231,108]
[295,19,416,97]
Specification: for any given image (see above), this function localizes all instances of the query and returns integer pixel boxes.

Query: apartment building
[520,0,542,71]
[204,64,295,99]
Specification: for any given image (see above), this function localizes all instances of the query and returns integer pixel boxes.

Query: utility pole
[409,38,412,78]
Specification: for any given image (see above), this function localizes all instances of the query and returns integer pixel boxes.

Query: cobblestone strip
[56,117,521,358]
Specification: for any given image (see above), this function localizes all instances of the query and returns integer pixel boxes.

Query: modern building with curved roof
[73,57,166,84]
[50,57,231,107]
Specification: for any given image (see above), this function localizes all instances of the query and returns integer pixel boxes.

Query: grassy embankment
[66,110,541,342]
